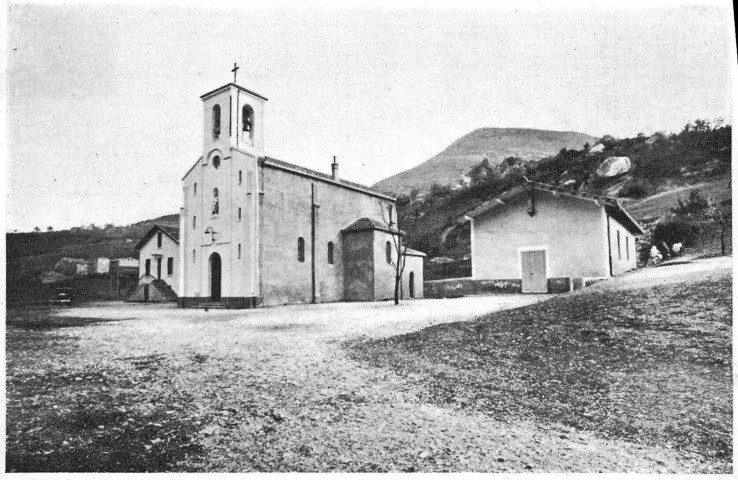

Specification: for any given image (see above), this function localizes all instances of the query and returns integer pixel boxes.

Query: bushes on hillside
[672,189,709,217]
[651,218,700,254]
[618,178,653,198]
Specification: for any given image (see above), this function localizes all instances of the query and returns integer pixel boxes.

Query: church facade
[178,80,424,308]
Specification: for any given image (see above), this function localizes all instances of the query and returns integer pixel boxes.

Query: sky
[4,0,735,232]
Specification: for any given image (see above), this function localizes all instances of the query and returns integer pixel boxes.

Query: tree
[705,198,731,256]
[673,189,709,217]
[47,226,53,231]
[33,226,41,233]
[380,203,407,305]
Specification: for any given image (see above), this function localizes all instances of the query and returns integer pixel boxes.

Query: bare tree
[706,197,731,256]
[380,203,407,305]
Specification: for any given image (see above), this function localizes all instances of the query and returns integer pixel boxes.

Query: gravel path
[26,288,714,472]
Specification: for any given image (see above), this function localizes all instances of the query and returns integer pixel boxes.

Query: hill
[373,128,597,195]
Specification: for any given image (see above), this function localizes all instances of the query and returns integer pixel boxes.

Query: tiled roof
[342,217,405,236]
[460,179,644,235]
[134,224,180,250]
[261,156,395,201]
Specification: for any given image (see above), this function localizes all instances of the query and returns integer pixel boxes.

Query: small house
[460,180,643,293]
[129,225,179,302]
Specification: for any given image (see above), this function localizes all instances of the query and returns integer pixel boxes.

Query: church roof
[200,83,269,101]
[459,179,644,235]
[261,156,396,201]
[342,217,405,236]
[134,224,180,250]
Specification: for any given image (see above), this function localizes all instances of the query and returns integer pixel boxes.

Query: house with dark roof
[180,79,424,308]
[128,224,179,302]
[459,180,643,293]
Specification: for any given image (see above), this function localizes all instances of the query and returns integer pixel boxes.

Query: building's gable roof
[459,180,644,235]
[261,156,396,202]
[342,217,405,236]
[200,83,269,101]
[182,156,203,180]
[403,248,427,257]
[134,224,180,251]
[182,153,396,202]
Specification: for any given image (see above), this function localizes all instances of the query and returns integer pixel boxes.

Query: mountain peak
[373,127,597,195]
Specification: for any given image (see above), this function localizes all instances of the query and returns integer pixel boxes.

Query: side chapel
[179,70,425,308]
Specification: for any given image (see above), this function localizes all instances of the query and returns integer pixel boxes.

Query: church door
[209,253,222,301]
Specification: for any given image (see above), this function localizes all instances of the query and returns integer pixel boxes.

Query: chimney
[331,155,339,180]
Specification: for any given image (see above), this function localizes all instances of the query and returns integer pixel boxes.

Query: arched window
[157,232,162,248]
[212,155,221,169]
[242,105,254,142]
[212,104,221,138]
[386,241,392,264]
[327,242,334,264]
[297,237,305,262]
[212,188,219,215]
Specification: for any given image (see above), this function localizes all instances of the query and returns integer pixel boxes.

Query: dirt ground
[5,258,732,472]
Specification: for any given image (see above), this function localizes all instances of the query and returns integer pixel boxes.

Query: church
[178,71,424,308]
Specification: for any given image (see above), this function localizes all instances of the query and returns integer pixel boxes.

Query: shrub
[673,189,709,217]
[619,179,653,198]
[652,217,700,252]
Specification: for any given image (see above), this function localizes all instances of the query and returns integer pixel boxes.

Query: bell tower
[199,63,268,158]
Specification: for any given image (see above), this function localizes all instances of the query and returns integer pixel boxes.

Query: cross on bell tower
[231,62,240,83]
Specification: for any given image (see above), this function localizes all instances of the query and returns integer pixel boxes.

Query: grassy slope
[348,273,733,472]
[622,178,731,221]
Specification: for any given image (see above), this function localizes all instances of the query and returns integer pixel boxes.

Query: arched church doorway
[209,253,222,301]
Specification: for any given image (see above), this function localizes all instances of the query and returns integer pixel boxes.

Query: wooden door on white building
[521,250,547,293]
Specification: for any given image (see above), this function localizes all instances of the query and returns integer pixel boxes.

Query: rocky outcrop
[596,156,631,177]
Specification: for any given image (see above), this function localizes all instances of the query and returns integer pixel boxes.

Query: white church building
[178,73,424,308]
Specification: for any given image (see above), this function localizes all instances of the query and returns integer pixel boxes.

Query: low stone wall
[424,276,606,297]
[547,277,571,294]
[424,278,522,298]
